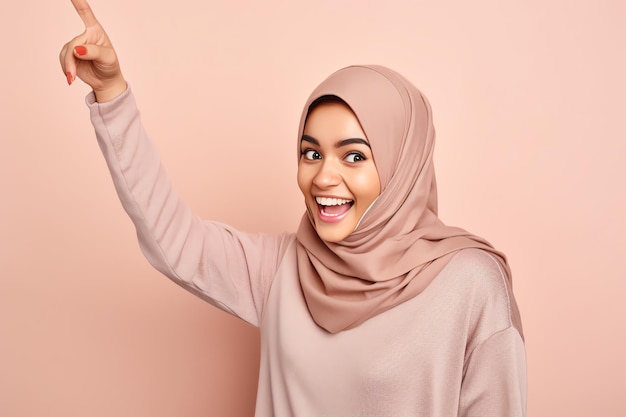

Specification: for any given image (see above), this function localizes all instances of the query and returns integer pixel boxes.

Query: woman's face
[298,101,381,243]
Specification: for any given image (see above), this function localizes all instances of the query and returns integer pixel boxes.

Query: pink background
[1,0,625,415]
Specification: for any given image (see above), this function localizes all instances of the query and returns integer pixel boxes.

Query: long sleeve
[87,86,293,326]
[459,326,527,416]
[455,249,527,417]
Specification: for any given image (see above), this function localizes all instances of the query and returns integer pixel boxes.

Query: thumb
[73,44,116,66]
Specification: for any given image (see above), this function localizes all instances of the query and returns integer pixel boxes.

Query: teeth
[316,197,353,206]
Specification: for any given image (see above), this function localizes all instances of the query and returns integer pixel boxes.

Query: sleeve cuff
[85,83,132,109]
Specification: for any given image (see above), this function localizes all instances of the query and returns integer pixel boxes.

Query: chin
[317,233,343,243]
[313,222,353,243]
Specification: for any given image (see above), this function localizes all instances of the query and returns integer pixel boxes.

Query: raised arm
[90,88,292,324]
[59,0,126,102]
[60,1,292,325]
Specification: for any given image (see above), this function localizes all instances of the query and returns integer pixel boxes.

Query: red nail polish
[66,72,73,85]
[74,45,87,56]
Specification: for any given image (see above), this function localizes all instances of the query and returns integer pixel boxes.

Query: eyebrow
[301,134,371,148]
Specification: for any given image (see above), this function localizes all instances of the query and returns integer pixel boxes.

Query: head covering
[296,65,515,333]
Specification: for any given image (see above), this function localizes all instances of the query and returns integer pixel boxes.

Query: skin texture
[298,102,381,243]
[59,0,126,102]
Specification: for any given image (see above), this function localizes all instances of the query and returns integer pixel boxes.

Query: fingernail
[66,72,73,86]
[74,46,87,56]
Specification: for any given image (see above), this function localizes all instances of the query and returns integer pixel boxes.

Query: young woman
[60,1,526,415]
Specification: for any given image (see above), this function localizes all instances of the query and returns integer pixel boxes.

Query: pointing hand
[59,0,126,102]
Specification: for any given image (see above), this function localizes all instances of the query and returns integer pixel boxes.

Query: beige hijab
[296,65,512,333]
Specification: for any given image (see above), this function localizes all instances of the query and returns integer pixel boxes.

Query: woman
[60,1,526,415]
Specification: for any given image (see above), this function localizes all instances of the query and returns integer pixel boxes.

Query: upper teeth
[316,197,352,206]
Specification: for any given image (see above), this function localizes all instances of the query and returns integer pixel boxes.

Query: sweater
[88,87,527,417]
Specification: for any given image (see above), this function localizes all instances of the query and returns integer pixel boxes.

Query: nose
[312,159,341,189]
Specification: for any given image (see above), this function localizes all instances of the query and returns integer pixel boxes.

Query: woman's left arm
[458,326,527,417]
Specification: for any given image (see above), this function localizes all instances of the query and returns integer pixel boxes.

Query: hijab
[296,65,513,333]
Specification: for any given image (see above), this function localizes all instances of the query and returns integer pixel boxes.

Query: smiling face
[297,100,381,243]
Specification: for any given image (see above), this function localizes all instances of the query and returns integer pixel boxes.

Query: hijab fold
[296,65,514,333]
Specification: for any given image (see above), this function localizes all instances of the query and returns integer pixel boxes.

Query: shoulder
[446,247,506,281]
[442,248,521,346]
[444,248,511,300]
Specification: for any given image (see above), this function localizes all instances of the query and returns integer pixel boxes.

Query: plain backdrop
[1,0,625,416]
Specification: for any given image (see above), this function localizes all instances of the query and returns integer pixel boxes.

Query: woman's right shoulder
[205,221,298,265]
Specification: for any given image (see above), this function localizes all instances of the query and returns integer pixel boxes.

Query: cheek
[297,167,315,218]
[296,165,310,195]
[352,169,381,202]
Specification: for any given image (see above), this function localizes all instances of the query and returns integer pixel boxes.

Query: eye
[302,149,322,160]
[345,152,366,163]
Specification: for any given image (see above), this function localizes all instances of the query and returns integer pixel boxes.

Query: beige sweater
[88,87,527,417]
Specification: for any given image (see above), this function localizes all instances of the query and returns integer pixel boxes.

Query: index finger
[71,0,99,27]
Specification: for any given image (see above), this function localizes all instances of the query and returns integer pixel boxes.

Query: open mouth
[315,197,354,222]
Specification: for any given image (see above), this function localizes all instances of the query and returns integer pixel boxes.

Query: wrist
[94,78,128,103]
